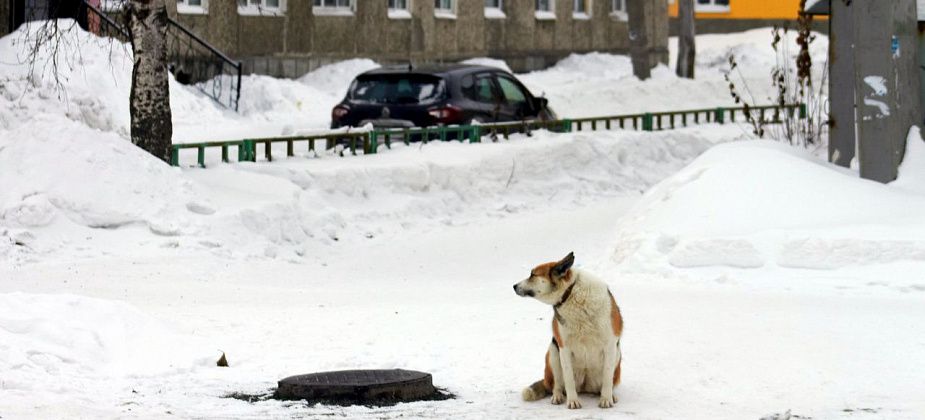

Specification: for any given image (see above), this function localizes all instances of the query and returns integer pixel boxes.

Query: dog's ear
[551,252,574,280]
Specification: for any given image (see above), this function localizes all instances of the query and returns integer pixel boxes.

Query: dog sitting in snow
[513,252,623,409]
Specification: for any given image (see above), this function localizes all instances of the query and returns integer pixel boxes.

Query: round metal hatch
[275,369,441,406]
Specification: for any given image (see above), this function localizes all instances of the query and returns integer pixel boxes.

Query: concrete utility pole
[676,0,695,78]
[827,0,856,167]
[627,0,651,80]
[851,0,921,182]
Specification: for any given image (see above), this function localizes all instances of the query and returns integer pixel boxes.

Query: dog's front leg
[598,341,620,408]
[558,346,581,409]
[548,343,566,405]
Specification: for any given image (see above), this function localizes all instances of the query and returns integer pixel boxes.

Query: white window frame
[238,0,286,16]
[695,0,730,13]
[535,0,555,20]
[485,0,506,19]
[609,0,626,20]
[388,0,412,19]
[312,0,355,16]
[178,0,208,15]
[434,0,457,20]
[101,0,124,11]
[572,0,591,20]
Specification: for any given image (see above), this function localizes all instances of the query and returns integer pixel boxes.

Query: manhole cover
[275,369,443,406]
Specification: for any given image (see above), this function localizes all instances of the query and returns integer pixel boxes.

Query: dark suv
[330,64,555,129]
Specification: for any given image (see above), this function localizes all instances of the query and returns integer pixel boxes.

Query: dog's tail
[521,379,548,401]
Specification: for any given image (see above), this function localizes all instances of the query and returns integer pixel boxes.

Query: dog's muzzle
[513,284,534,297]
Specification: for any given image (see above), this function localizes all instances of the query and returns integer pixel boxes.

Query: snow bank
[893,127,925,195]
[519,29,828,118]
[0,118,200,231]
[683,27,828,73]
[180,125,742,260]
[227,60,379,135]
[0,23,205,253]
[0,20,133,136]
[296,58,379,98]
[0,21,804,264]
[0,292,215,396]
[613,140,925,271]
[0,21,379,145]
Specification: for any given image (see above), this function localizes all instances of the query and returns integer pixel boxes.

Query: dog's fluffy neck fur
[538,269,582,307]
[548,270,611,325]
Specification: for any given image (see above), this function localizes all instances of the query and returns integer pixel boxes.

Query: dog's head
[513,252,575,304]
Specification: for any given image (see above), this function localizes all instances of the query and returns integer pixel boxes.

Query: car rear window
[349,74,446,104]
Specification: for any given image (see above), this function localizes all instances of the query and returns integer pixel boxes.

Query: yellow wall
[668,0,808,20]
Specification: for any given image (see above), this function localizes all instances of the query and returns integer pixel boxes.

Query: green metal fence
[170,103,806,167]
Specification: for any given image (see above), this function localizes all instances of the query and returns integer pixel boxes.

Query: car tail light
[428,105,463,124]
[332,105,350,120]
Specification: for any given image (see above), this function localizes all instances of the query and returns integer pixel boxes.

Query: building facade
[174,0,669,76]
[2,0,670,77]
[667,0,826,34]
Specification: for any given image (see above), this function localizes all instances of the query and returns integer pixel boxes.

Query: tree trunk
[126,0,172,163]
[627,0,651,80]
[676,0,695,78]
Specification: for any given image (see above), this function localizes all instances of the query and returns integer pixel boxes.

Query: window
[101,0,124,11]
[238,0,285,16]
[389,0,411,19]
[434,0,456,19]
[349,75,446,105]
[496,76,528,106]
[313,0,353,15]
[462,74,498,103]
[573,0,591,19]
[535,0,555,20]
[485,0,505,19]
[610,0,626,20]
[178,0,207,14]
[696,0,730,13]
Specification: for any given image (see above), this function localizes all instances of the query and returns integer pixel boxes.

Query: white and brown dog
[513,252,623,409]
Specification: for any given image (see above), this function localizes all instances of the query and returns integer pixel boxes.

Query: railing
[77,0,241,111]
[170,103,807,167]
[166,18,242,111]
[78,0,130,42]
[171,131,371,168]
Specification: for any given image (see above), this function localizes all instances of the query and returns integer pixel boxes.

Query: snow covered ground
[3,20,923,420]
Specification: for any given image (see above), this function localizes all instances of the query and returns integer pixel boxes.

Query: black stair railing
[77,1,242,111]
[77,1,130,42]
[165,17,242,111]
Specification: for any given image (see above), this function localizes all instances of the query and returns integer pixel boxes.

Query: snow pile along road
[168,125,746,260]
[0,292,215,411]
[518,27,828,118]
[613,129,925,274]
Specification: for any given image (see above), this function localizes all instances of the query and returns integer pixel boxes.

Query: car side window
[496,76,530,107]
[463,73,497,103]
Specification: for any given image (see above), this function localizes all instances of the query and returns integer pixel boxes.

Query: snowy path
[3,195,923,419]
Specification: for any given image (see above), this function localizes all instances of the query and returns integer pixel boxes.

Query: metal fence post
[243,140,255,162]
[642,113,654,131]
[170,146,179,166]
[714,108,725,124]
[368,131,378,154]
[469,125,481,143]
